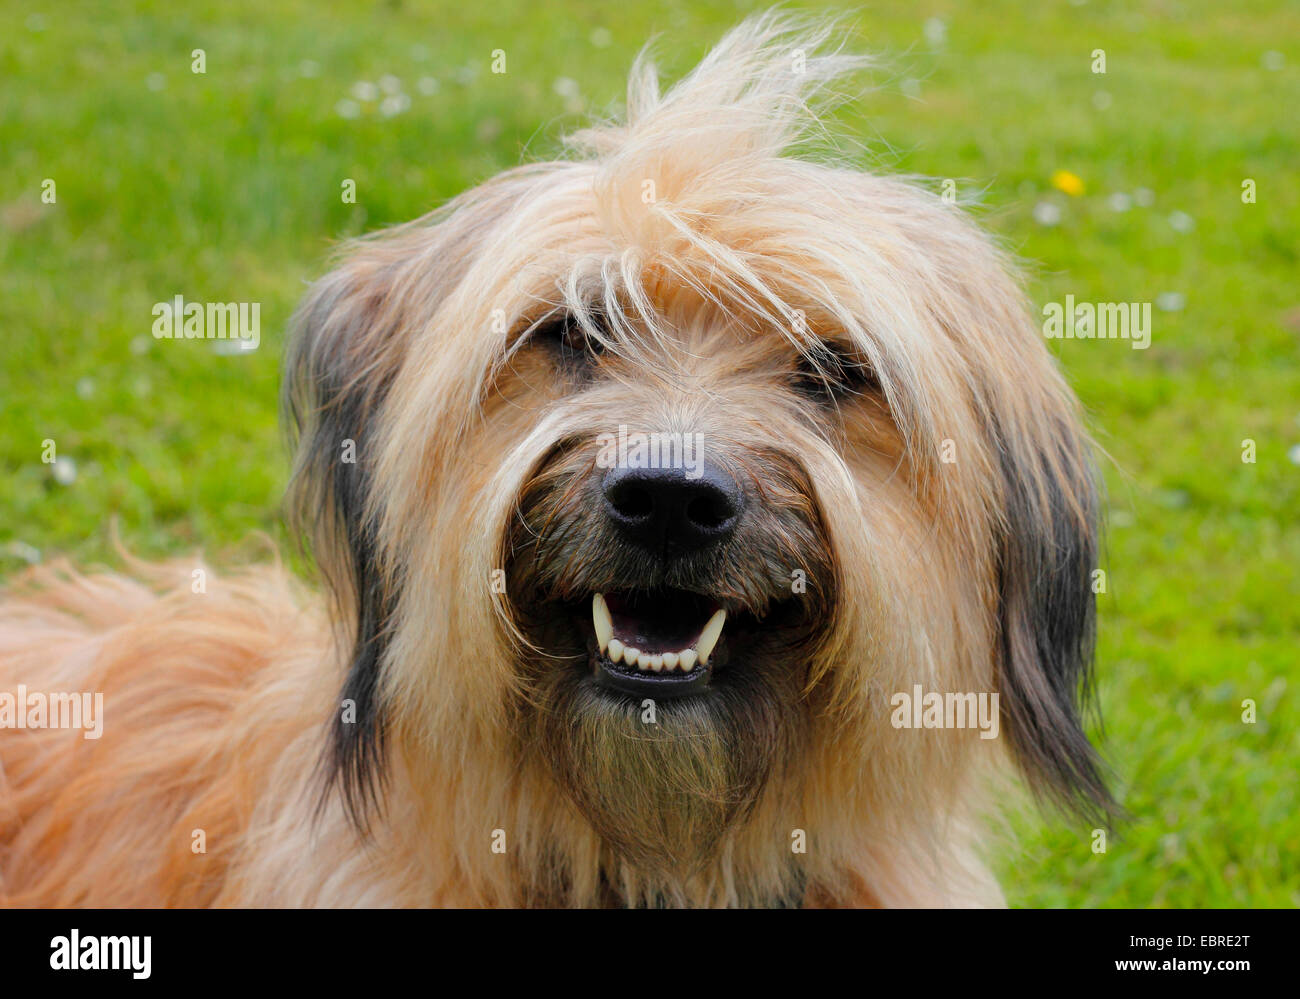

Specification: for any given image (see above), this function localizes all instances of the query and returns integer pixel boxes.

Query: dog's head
[285,14,1111,904]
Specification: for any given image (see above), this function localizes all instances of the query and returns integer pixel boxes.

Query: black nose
[601,462,743,553]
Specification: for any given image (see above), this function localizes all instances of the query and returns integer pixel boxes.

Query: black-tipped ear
[283,257,405,829]
[283,187,529,828]
[992,413,1115,822]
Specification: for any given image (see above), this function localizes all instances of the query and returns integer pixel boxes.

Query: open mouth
[589,590,728,698]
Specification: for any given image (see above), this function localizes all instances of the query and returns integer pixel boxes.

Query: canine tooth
[662,651,679,671]
[696,609,726,665]
[608,638,625,664]
[592,593,613,654]
[648,654,664,672]
[679,648,697,672]
[624,647,642,669]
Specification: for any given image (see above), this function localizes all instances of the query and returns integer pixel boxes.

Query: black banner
[0,908,1288,986]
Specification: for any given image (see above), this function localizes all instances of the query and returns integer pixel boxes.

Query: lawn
[1,0,1296,906]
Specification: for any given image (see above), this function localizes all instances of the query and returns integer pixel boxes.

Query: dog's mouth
[585,588,771,698]
[579,585,790,697]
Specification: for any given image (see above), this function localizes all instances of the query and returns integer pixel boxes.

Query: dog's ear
[282,190,521,827]
[989,399,1115,822]
[282,243,412,828]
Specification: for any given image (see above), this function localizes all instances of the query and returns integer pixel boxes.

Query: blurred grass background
[1,0,1297,906]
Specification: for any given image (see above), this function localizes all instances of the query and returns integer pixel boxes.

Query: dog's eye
[792,343,875,403]
[532,314,605,370]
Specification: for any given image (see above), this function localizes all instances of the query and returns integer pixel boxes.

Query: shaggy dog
[0,14,1111,907]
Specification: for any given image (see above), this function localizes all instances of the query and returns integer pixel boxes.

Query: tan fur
[0,14,1103,908]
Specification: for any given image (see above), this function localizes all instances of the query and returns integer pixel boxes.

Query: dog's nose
[601,462,743,552]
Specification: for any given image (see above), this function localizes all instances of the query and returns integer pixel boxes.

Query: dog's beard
[524,661,807,877]
[504,434,833,878]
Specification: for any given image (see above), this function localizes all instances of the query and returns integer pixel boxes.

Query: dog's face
[500,303,851,871]
[285,18,1110,903]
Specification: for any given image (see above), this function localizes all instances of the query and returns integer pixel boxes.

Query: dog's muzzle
[509,435,829,706]
[588,462,742,698]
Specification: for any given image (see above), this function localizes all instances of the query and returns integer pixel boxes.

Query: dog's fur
[0,15,1111,908]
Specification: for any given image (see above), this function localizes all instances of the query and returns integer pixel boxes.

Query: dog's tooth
[679,648,698,672]
[592,593,613,655]
[624,647,642,670]
[662,651,679,672]
[608,638,625,664]
[696,609,727,666]
[648,654,664,672]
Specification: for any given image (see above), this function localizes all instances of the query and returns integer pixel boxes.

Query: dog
[0,13,1112,908]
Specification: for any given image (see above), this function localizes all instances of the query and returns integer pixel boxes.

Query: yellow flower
[1051,170,1086,197]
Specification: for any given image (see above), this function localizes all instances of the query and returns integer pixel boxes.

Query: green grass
[1,0,1296,907]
